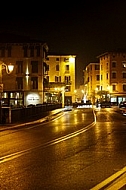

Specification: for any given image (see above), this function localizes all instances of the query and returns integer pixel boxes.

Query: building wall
[84,63,100,104]
[0,42,48,107]
[45,55,76,105]
[84,51,126,105]
[100,54,110,91]
[99,52,126,104]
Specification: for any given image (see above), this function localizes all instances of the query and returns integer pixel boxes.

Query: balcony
[44,81,65,91]
[64,81,72,85]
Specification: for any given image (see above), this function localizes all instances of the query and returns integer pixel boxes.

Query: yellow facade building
[0,34,76,108]
[84,51,126,105]
[84,62,100,104]
[98,51,126,105]
[44,54,76,106]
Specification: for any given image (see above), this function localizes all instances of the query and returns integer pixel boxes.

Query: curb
[0,109,64,132]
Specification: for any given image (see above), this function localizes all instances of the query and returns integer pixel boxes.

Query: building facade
[84,51,126,105]
[98,51,126,105]
[84,62,100,104]
[0,34,49,108]
[43,54,76,106]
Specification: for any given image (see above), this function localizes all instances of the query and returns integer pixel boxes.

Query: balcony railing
[44,81,65,89]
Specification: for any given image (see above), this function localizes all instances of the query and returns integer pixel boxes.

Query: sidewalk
[0,108,64,132]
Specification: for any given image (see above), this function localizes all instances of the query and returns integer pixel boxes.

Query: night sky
[1,1,126,87]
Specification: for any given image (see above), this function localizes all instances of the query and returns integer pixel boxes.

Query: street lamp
[0,62,14,124]
[74,90,77,102]
[61,87,65,108]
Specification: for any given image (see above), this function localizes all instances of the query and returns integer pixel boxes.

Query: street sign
[0,84,3,92]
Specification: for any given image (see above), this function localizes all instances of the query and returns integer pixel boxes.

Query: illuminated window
[3,92,8,98]
[96,85,100,90]
[65,86,71,92]
[122,61,126,68]
[64,58,69,62]
[111,97,116,102]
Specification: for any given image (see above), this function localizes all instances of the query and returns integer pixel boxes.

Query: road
[0,107,126,190]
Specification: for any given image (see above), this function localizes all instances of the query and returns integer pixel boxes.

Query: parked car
[119,101,126,115]
[119,101,126,108]
[100,101,111,108]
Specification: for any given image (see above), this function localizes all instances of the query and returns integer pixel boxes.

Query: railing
[11,103,62,124]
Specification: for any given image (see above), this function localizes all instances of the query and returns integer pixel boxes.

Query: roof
[0,32,47,44]
[97,49,126,58]
[48,52,76,57]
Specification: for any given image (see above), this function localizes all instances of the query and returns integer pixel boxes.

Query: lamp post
[74,90,77,102]
[0,62,14,124]
[61,87,65,108]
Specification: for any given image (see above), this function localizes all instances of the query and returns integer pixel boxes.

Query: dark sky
[1,1,126,87]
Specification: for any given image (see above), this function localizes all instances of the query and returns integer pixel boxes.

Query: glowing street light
[0,62,14,124]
